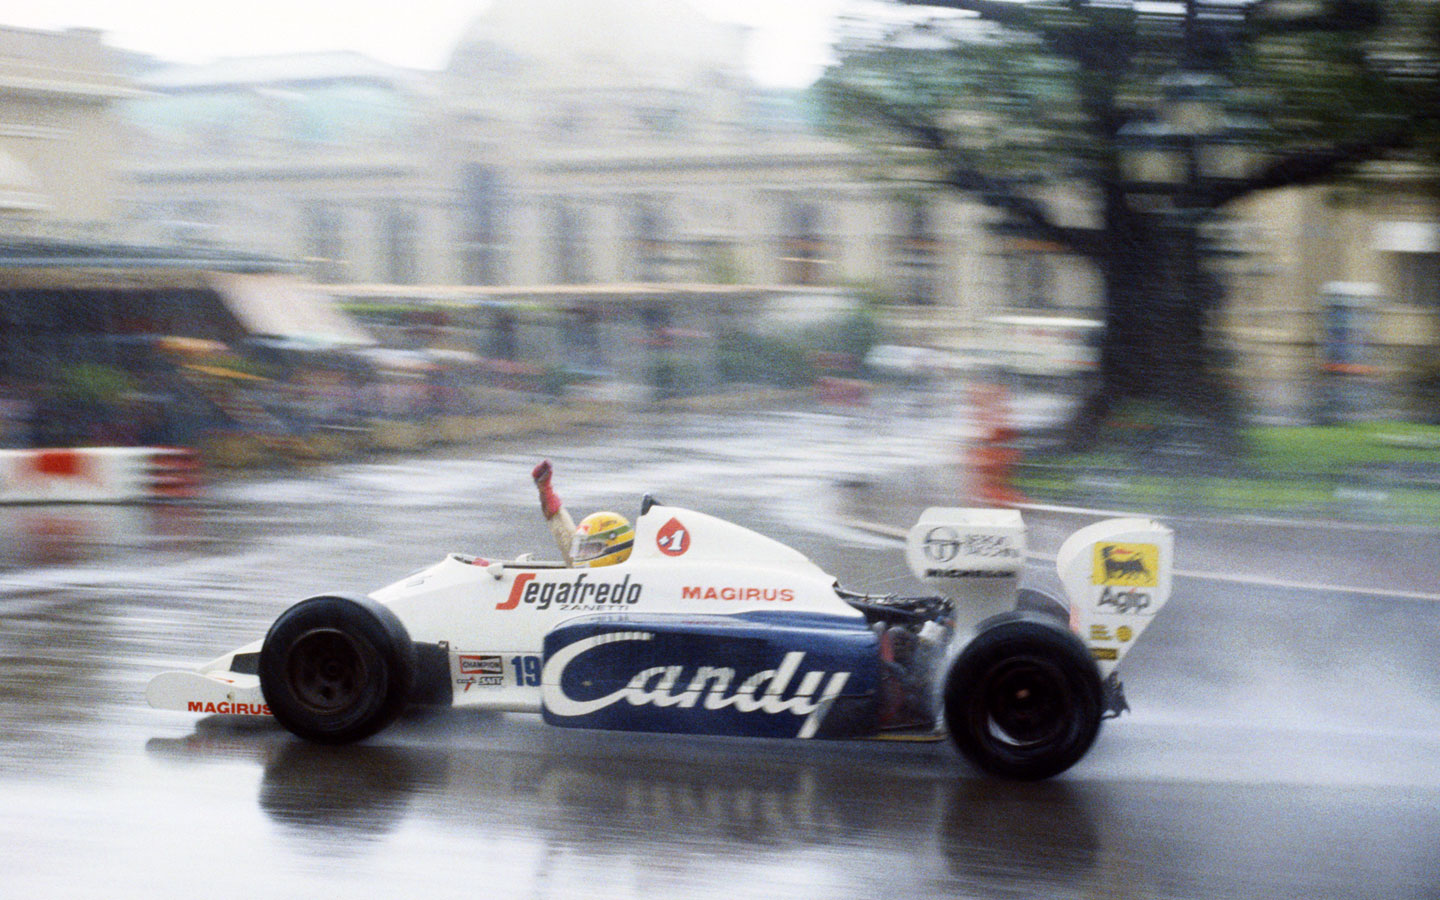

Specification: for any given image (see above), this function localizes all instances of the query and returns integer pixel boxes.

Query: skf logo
[1092,542,1158,587]
[656,517,690,557]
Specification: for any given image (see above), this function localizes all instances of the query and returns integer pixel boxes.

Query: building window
[780,201,827,286]
[1003,239,1059,310]
[382,206,417,285]
[894,201,939,305]
[305,203,344,283]
[565,307,604,369]
[490,310,518,360]
[1394,252,1440,309]
[461,165,506,286]
[632,202,668,282]
[553,203,588,284]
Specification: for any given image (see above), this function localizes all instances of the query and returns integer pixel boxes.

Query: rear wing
[904,507,1027,628]
[1056,517,1174,676]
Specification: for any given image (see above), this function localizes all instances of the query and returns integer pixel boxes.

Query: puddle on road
[0,503,208,569]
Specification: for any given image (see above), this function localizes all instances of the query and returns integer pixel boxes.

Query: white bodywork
[148,505,863,718]
[147,504,1173,719]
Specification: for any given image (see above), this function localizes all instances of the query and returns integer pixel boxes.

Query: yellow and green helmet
[571,511,634,567]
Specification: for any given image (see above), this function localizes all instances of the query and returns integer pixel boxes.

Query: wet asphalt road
[1,398,1438,899]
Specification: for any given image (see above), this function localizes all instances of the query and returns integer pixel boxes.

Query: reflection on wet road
[2,399,1438,899]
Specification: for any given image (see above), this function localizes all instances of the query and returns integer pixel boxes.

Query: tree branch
[845,84,1106,256]
[1206,125,1417,207]
[899,0,1138,90]
[1244,0,1386,34]
[898,0,1040,32]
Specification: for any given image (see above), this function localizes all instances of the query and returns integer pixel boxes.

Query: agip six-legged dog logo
[1092,542,1158,587]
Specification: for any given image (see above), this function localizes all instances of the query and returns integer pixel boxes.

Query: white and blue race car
[147,497,1172,780]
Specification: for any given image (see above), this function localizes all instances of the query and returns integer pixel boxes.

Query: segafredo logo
[541,631,851,739]
[497,572,643,610]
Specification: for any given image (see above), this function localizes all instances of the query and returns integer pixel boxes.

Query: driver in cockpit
[531,460,633,568]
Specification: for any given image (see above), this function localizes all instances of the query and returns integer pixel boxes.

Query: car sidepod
[540,611,880,739]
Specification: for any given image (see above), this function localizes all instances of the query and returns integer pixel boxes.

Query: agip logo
[1092,542,1158,587]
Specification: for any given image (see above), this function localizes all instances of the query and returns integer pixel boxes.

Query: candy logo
[656,517,690,557]
[542,631,851,739]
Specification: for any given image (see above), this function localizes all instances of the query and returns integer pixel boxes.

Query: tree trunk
[1064,211,1244,459]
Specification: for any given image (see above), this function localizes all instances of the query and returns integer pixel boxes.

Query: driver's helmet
[571,511,634,567]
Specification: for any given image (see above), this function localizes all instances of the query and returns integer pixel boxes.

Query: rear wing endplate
[1056,517,1174,676]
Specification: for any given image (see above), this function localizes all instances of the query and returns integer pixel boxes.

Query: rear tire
[1016,588,1069,624]
[945,617,1102,780]
[259,595,416,744]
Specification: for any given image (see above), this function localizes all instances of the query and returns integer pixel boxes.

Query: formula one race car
[147,497,1173,780]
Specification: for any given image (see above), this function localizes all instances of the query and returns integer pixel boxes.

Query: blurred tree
[821,0,1440,453]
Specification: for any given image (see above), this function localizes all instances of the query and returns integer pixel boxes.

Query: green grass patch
[1015,420,1440,522]
[1247,422,1440,474]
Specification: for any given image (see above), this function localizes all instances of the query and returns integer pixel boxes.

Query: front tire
[944,617,1102,780]
[259,595,416,744]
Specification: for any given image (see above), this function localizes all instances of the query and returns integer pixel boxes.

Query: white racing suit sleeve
[547,505,577,566]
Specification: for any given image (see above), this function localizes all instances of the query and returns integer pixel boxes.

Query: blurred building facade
[0,25,138,233]
[115,0,1102,352]
[105,0,1440,405]
[1225,173,1440,404]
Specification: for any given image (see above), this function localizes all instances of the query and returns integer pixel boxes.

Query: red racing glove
[532,459,562,518]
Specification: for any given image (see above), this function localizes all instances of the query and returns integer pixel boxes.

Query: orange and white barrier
[0,447,200,503]
[967,383,1026,507]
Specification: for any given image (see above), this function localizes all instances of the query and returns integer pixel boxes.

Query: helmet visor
[571,536,612,562]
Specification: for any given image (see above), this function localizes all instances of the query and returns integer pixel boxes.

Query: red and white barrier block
[0,447,200,503]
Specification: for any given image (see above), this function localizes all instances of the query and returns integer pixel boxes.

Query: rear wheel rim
[286,627,370,714]
[978,656,1072,748]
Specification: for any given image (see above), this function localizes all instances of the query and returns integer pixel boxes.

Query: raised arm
[532,459,577,565]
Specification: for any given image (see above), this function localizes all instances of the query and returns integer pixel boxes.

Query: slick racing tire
[944,616,1102,780]
[259,595,416,745]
